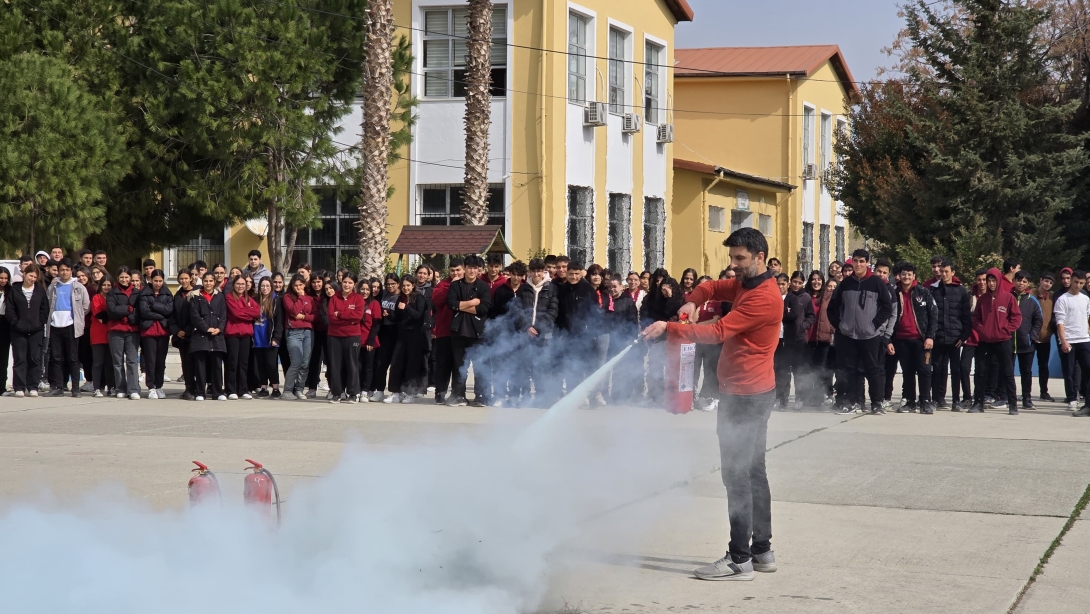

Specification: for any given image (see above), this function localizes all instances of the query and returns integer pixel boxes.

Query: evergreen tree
[834,0,1088,274]
[0,52,125,254]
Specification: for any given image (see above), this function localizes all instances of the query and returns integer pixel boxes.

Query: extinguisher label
[678,343,696,392]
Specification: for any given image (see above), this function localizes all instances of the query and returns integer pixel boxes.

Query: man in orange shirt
[643,228,782,581]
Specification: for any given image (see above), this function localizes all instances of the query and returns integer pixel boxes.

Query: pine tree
[0,53,125,255]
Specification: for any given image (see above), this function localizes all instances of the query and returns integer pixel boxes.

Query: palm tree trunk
[462,0,493,226]
[359,0,396,279]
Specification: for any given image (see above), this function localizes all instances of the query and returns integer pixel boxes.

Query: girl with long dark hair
[326,273,367,403]
[89,276,115,396]
[806,271,835,406]
[171,269,195,400]
[190,272,228,401]
[281,273,314,399]
[7,264,48,398]
[357,280,383,402]
[303,274,329,398]
[137,269,173,399]
[252,277,281,398]
[384,275,428,403]
[369,273,401,401]
[106,266,142,399]
[224,275,260,400]
[0,267,11,396]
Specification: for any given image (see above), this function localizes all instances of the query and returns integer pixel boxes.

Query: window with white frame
[731,210,753,233]
[820,112,832,189]
[608,28,628,114]
[607,193,632,273]
[422,6,507,99]
[644,42,663,125]
[708,206,725,232]
[643,197,665,271]
[759,214,773,236]
[293,190,361,273]
[567,186,594,266]
[166,232,225,279]
[568,12,589,104]
[419,184,505,228]
[803,106,815,171]
[836,118,848,168]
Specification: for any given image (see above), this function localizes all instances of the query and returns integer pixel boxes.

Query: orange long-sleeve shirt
[666,271,781,396]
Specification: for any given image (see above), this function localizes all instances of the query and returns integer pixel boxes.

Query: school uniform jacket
[106,284,140,333]
[5,283,49,335]
[137,286,175,337]
[189,291,228,353]
[327,293,368,338]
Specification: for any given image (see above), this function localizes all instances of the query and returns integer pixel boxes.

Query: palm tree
[462,0,493,225]
[359,0,396,278]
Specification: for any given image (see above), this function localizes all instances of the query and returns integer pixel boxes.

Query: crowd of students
[3,245,1087,415]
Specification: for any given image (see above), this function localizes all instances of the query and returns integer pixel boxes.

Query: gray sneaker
[694,555,754,581]
[752,550,777,573]
[280,391,297,400]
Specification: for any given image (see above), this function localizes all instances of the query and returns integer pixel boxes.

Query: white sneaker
[130,392,141,400]
[227,394,238,400]
[28,390,38,397]
[1069,401,1078,411]
[14,391,24,398]
[384,393,401,404]
[116,392,126,399]
[693,556,754,581]
[217,395,227,401]
[427,386,436,394]
[369,391,384,403]
[147,389,158,399]
[242,393,252,400]
[401,394,414,404]
[318,382,330,391]
[358,393,369,403]
[194,396,205,402]
[157,388,166,399]
[93,390,104,398]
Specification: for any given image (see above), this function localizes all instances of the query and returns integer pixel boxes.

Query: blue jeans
[284,329,312,393]
[717,390,775,563]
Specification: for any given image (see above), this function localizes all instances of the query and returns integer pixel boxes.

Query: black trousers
[11,330,44,393]
[451,336,485,400]
[960,345,977,402]
[252,347,280,387]
[140,335,170,389]
[78,330,93,386]
[697,342,722,400]
[49,326,80,391]
[370,327,396,393]
[773,339,805,405]
[1035,341,1052,397]
[176,338,194,395]
[0,320,10,392]
[358,346,375,393]
[192,350,223,397]
[931,342,962,404]
[717,390,774,564]
[305,329,327,390]
[278,342,291,381]
[388,330,427,394]
[91,344,115,391]
[894,337,932,404]
[433,336,454,395]
[883,350,898,402]
[1015,351,1034,401]
[326,335,361,397]
[805,342,830,406]
[224,336,251,396]
[837,334,884,408]
[975,340,1015,406]
[1061,342,1090,403]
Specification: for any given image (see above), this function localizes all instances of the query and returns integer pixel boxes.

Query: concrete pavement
[0,375,1088,613]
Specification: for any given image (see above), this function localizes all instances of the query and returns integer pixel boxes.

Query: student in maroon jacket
[970,268,1022,414]
[326,273,367,403]
[430,258,462,404]
[224,275,261,400]
[281,274,315,400]
[357,281,383,402]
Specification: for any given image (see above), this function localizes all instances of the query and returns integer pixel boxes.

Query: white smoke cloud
[0,377,701,613]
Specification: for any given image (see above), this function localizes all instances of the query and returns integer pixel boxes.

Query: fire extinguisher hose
[259,468,282,525]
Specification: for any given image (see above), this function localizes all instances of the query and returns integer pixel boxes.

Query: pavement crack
[1006,482,1090,614]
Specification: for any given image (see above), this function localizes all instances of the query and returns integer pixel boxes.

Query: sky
[674,0,908,80]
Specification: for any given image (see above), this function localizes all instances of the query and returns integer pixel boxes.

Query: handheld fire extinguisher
[664,313,697,415]
[188,461,221,505]
[243,459,282,524]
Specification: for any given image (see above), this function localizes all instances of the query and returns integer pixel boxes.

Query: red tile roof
[674,158,796,191]
[390,225,513,255]
[674,45,860,98]
[665,0,695,22]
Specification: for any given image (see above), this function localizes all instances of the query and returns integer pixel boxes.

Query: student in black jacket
[606,274,639,403]
[384,275,429,403]
[489,261,528,406]
[189,272,228,401]
[777,271,817,409]
[171,269,196,400]
[556,261,600,395]
[137,270,174,399]
[516,258,558,407]
[6,264,49,397]
[446,254,492,407]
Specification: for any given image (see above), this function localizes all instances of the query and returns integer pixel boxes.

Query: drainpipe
[701,170,723,276]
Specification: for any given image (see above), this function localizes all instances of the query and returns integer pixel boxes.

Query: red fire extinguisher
[243,459,282,524]
[664,314,696,415]
[188,461,221,505]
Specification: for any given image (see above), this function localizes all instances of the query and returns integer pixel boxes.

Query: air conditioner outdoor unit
[802,163,817,181]
[583,102,607,127]
[656,124,674,143]
[622,113,642,134]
